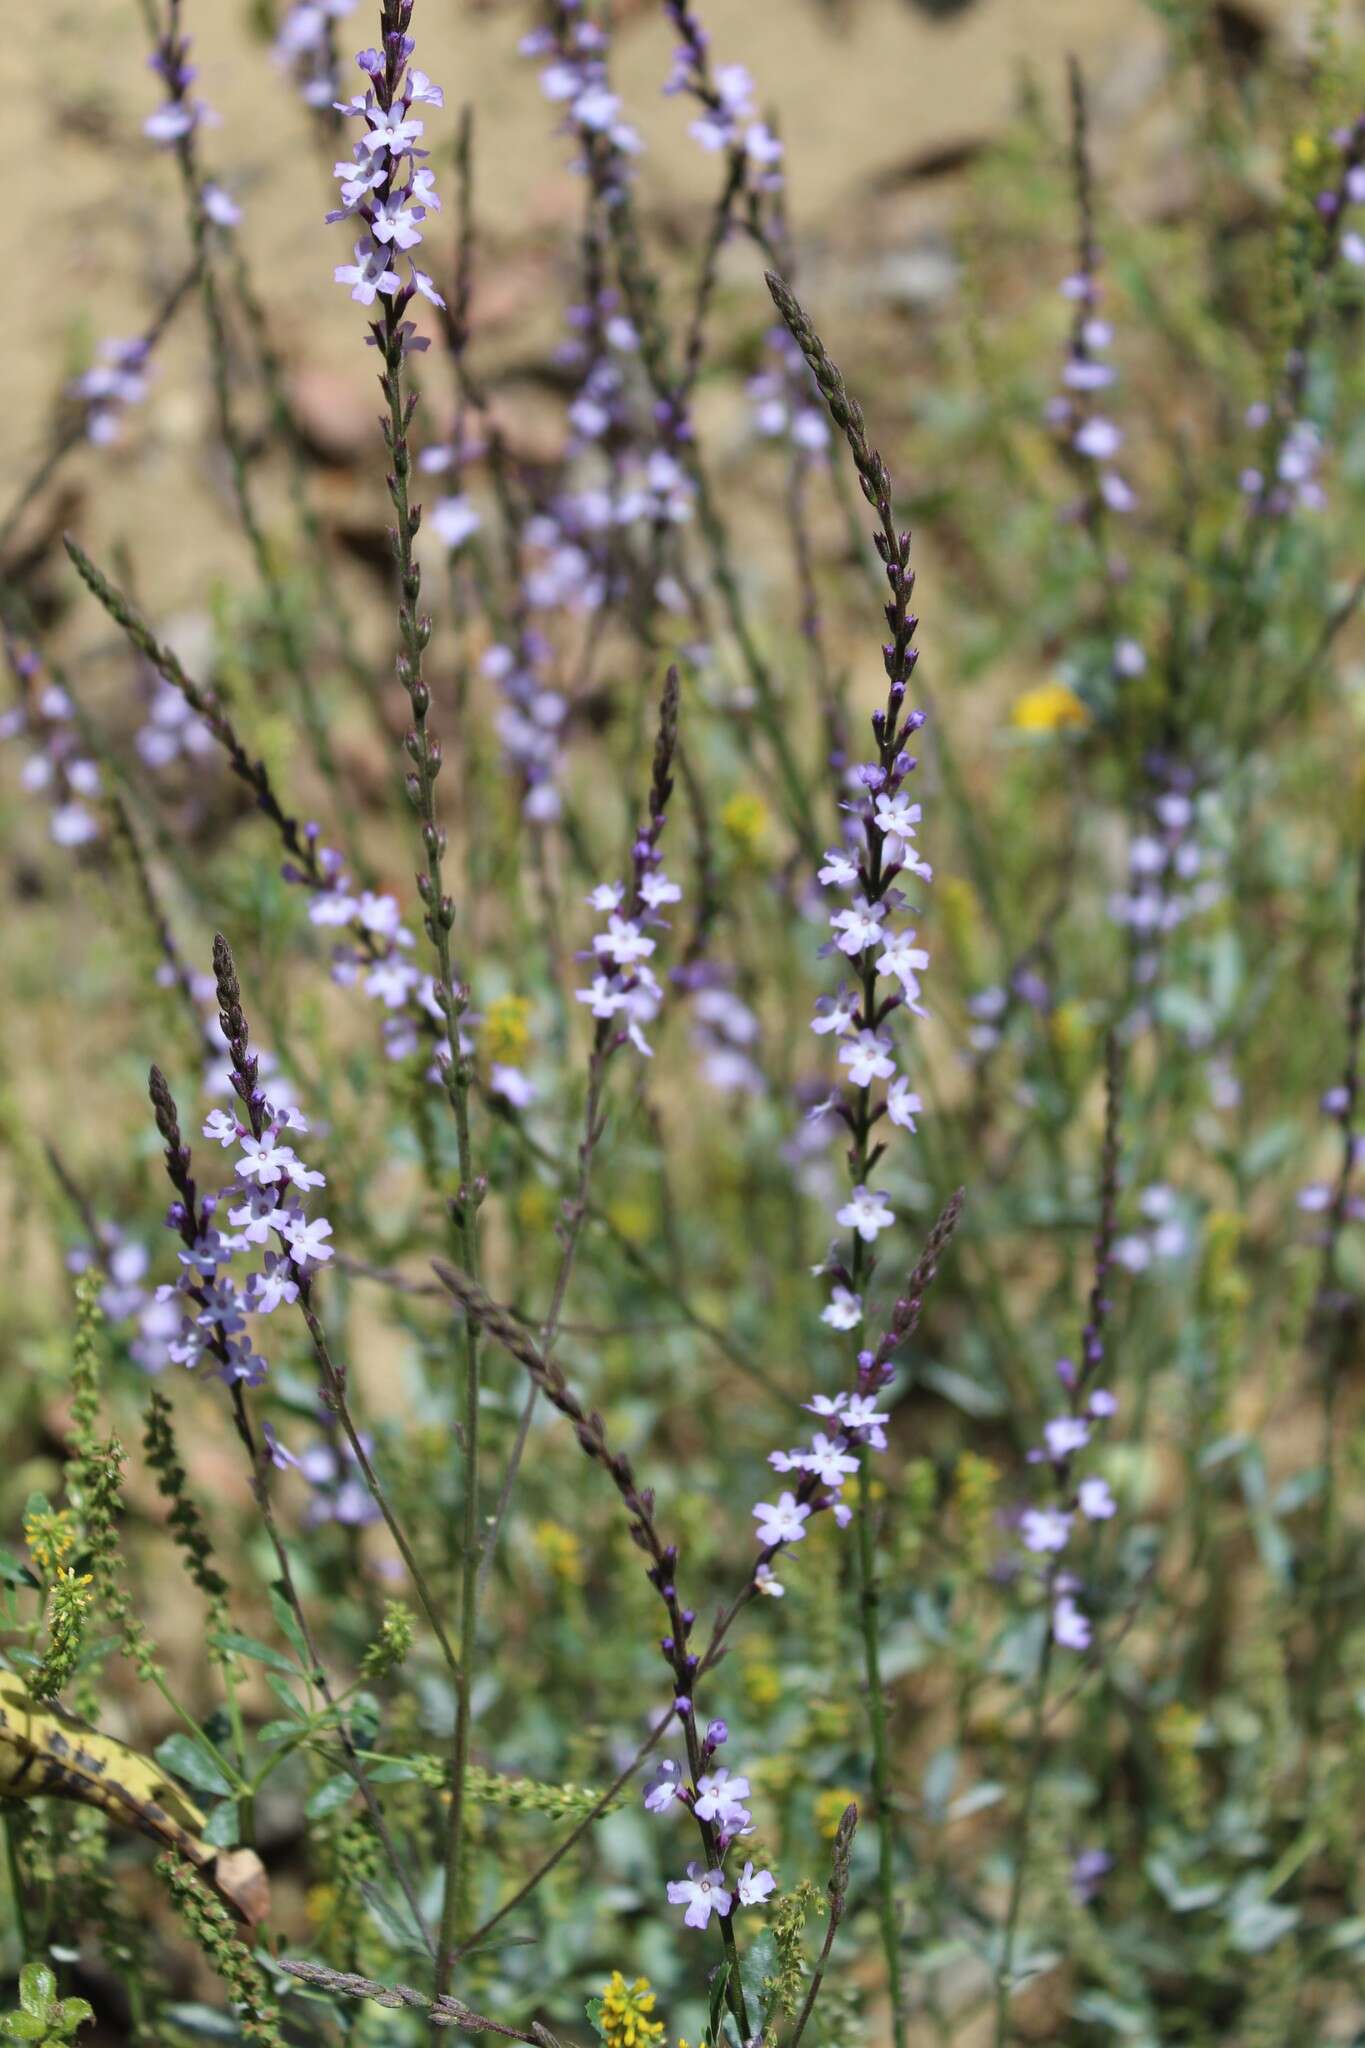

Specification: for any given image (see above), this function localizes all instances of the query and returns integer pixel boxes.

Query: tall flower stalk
[764,269,936,2048]
[324,0,479,1982]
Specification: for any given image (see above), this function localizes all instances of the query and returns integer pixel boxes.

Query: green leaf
[305,1774,357,1821]
[160,2002,246,2039]
[584,1998,608,2046]
[268,1588,312,1667]
[262,1671,308,1719]
[0,2013,47,2040]
[16,1968,54,2019]
[209,1630,300,1677]
[707,1958,732,2047]
[200,1800,241,1848]
[0,1548,38,1590]
[738,1929,780,2028]
[359,1881,430,1956]
[153,1733,234,1797]
[55,2000,93,2033]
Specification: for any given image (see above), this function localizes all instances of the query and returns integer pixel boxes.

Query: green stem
[994,1615,1055,2047]
[855,1446,904,2048]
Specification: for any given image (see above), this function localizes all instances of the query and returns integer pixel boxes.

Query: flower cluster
[576,674,682,1059]
[1111,1183,1191,1274]
[661,1,783,181]
[68,338,153,447]
[747,323,832,457]
[68,1228,181,1376]
[264,1415,382,1530]
[521,6,642,192]
[1046,65,1135,524]
[1241,116,1364,518]
[0,640,103,849]
[757,1384,890,1542]
[806,750,931,1275]
[1108,771,1222,988]
[275,0,358,112]
[327,25,446,317]
[149,947,335,1390]
[300,847,450,1062]
[643,1724,775,1930]
[1018,1366,1120,1651]
[143,22,217,146]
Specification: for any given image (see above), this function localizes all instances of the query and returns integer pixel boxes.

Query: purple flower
[1078,1476,1116,1521]
[835,1186,895,1243]
[1043,1416,1091,1462]
[693,1768,751,1827]
[666,1863,733,1930]
[1021,1507,1072,1554]
[753,1492,811,1546]
[1053,1594,1092,1650]
[642,1759,684,1814]
[736,1860,776,1907]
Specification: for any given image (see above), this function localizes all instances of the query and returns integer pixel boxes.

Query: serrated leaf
[153,1733,233,1797]
[584,1997,607,2045]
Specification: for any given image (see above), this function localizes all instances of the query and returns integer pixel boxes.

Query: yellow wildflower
[1292,131,1319,169]
[721,791,769,859]
[599,1973,665,2048]
[534,1520,584,1588]
[515,1182,555,1232]
[24,1508,76,1577]
[1011,682,1089,733]
[482,993,532,1064]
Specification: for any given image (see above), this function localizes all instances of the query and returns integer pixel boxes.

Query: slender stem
[2,1811,30,1956]
[855,1447,903,2047]
[993,1617,1056,2047]
[297,1302,461,1679]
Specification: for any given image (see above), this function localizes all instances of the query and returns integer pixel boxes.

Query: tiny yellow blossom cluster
[599,1973,665,2048]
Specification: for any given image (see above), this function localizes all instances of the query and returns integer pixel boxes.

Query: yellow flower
[815,1786,859,1839]
[599,1973,665,2048]
[515,1182,556,1232]
[1292,131,1319,169]
[482,993,532,1064]
[534,1520,584,1588]
[1011,682,1089,733]
[24,1508,76,1577]
[721,791,769,859]
[744,1661,782,1711]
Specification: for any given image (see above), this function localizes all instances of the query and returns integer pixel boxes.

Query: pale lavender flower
[666,1863,733,1930]
[753,1492,811,1546]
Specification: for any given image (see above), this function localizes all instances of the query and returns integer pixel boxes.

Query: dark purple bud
[674,1696,692,1716]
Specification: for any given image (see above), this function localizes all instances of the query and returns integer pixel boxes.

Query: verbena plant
[1,2,1364,2044]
